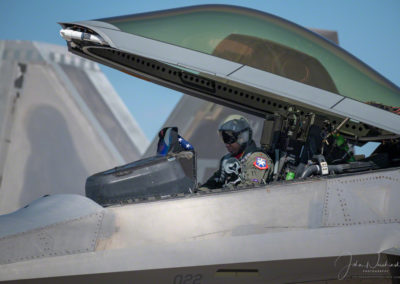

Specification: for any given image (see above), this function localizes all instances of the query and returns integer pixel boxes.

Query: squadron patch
[253,157,268,170]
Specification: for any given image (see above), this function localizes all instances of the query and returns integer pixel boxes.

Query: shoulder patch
[253,157,268,170]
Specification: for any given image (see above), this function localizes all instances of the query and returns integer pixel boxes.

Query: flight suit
[199,140,273,190]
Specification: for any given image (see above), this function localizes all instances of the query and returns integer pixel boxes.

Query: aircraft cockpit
[85,106,399,207]
[58,5,400,206]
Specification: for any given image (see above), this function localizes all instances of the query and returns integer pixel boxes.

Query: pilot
[199,115,273,190]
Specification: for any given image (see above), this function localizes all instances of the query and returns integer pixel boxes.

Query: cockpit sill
[101,166,400,208]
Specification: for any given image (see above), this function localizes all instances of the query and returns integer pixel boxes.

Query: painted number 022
[173,274,202,284]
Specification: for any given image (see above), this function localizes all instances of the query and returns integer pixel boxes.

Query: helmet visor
[220,130,238,144]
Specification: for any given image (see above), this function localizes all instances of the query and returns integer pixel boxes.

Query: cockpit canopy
[100,5,400,111]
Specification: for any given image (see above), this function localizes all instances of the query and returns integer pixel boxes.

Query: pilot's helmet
[218,115,252,146]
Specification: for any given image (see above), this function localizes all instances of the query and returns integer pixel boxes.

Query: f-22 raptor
[1,5,400,284]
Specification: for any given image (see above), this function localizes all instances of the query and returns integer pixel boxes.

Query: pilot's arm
[198,155,230,191]
[199,152,273,191]
[199,170,222,191]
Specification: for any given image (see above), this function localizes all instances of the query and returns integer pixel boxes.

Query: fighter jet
[1,5,400,283]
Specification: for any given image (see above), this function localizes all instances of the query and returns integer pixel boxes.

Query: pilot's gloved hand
[222,157,242,186]
[222,182,236,190]
[197,187,210,192]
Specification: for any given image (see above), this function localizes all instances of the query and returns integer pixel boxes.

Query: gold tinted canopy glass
[101,5,400,112]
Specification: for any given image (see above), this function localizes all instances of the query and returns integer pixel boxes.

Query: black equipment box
[85,152,196,206]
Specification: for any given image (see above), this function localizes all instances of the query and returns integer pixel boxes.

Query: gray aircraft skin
[1,5,400,284]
